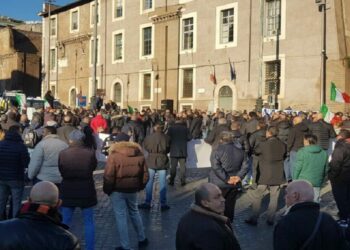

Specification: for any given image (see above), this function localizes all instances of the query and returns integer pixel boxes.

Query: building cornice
[150,11,182,24]
[57,33,91,47]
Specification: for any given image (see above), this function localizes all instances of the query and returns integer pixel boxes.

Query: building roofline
[39,0,94,18]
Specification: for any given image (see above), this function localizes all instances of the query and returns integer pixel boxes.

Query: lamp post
[46,0,55,95]
[316,0,327,105]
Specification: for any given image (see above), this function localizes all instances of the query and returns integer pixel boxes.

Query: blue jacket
[0,132,30,181]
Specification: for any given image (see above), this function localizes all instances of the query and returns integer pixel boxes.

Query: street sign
[78,96,87,107]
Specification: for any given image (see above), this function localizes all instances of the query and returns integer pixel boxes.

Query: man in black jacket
[0,181,80,250]
[0,125,30,220]
[176,183,241,250]
[274,180,345,250]
[308,113,336,152]
[329,129,350,221]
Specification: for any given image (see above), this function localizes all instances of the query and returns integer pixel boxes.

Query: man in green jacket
[293,134,328,202]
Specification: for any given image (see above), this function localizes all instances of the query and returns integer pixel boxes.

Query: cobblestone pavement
[54,165,338,250]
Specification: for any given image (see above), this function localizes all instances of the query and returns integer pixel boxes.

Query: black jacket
[240,118,258,138]
[255,136,287,185]
[328,138,350,183]
[58,145,97,208]
[0,206,80,250]
[308,120,336,150]
[176,205,241,250]
[189,116,203,139]
[277,120,291,144]
[144,131,170,170]
[274,202,345,250]
[209,142,247,188]
[249,128,266,155]
[287,122,309,152]
[205,124,230,151]
[0,132,30,181]
[167,122,192,158]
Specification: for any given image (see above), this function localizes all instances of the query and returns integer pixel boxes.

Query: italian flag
[320,104,334,123]
[330,82,350,103]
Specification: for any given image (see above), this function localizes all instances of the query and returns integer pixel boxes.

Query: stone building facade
[41,0,350,112]
[0,23,42,97]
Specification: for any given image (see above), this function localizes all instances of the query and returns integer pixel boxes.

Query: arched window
[218,86,233,111]
[113,82,122,103]
[70,88,77,107]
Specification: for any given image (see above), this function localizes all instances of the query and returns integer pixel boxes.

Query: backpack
[23,128,39,148]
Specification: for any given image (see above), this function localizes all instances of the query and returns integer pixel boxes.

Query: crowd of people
[0,102,350,249]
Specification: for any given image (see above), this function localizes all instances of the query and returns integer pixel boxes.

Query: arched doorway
[69,88,76,107]
[113,82,122,104]
[218,86,233,111]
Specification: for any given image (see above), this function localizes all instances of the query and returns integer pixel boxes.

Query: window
[143,0,153,11]
[50,17,56,36]
[264,60,281,95]
[265,0,281,37]
[142,26,152,57]
[181,104,193,112]
[142,73,151,100]
[216,3,238,49]
[220,9,234,44]
[182,69,193,98]
[112,30,124,62]
[49,48,56,70]
[90,37,100,65]
[90,1,100,26]
[114,0,123,19]
[71,9,79,32]
[113,83,122,103]
[183,18,193,50]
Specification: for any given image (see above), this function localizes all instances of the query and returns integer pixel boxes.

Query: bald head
[30,181,59,207]
[285,180,314,207]
[194,183,225,214]
[293,116,302,125]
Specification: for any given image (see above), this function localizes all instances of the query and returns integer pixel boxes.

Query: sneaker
[161,205,170,211]
[138,203,151,210]
[138,238,149,248]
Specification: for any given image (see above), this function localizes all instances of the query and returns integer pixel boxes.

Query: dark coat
[189,116,203,139]
[167,122,192,158]
[57,125,76,144]
[277,120,291,144]
[176,206,241,250]
[328,138,350,183]
[274,202,345,250]
[231,130,250,155]
[209,142,247,188]
[103,142,149,194]
[255,136,287,185]
[205,124,230,151]
[176,205,241,250]
[144,131,170,170]
[58,144,97,208]
[249,128,266,155]
[240,118,258,138]
[122,120,145,144]
[101,132,130,155]
[0,206,80,250]
[287,122,309,152]
[0,131,30,181]
[308,120,336,150]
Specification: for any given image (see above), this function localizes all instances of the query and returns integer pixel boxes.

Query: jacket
[189,116,203,139]
[249,128,266,155]
[0,132,30,181]
[209,142,247,188]
[144,131,170,170]
[57,124,76,144]
[205,124,230,151]
[167,122,192,158]
[328,138,350,183]
[277,120,291,144]
[240,118,258,138]
[287,122,309,152]
[176,204,241,250]
[255,136,287,185]
[274,202,345,250]
[122,120,145,145]
[0,202,80,250]
[103,142,149,194]
[293,145,328,187]
[59,144,97,208]
[308,120,336,150]
[28,134,68,183]
[90,114,108,133]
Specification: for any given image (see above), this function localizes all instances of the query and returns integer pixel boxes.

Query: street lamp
[316,0,327,105]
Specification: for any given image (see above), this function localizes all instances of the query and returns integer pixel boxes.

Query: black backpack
[23,128,39,148]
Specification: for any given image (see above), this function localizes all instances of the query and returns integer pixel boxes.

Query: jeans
[110,192,146,249]
[0,180,24,220]
[283,157,291,182]
[145,169,167,206]
[289,150,297,180]
[61,206,95,250]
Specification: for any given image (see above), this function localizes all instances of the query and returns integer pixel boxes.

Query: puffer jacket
[328,138,350,183]
[90,114,108,133]
[103,142,149,194]
[209,142,247,188]
[308,120,336,150]
[28,134,68,183]
[293,145,328,187]
[0,131,30,181]
[287,122,309,152]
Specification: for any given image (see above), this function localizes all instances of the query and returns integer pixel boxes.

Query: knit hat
[68,129,85,142]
